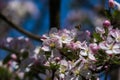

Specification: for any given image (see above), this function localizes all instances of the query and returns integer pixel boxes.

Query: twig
[0,13,42,42]
[0,46,21,54]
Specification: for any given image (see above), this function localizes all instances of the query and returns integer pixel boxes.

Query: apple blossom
[99,41,120,55]
[80,42,96,61]
[89,43,99,53]
[109,29,120,42]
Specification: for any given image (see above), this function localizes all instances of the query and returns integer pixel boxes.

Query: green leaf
[93,33,103,42]
[0,67,13,80]
[110,56,120,65]
[104,9,112,20]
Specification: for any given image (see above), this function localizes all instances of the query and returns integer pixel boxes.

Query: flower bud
[89,43,99,53]
[7,61,12,67]
[11,54,17,60]
[54,57,60,62]
[109,0,115,8]
[103,20,111,28]
[86,30,91,37]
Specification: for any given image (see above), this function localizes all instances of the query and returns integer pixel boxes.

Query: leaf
[112,10,120,28]
[93,33,103,42]
[104,9,112,20]
[0,67,13,80]
[110,56,120,65]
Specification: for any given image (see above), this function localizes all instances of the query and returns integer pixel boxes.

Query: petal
[34,47,41,54]
[106,50,113,55]
[99,42,108,50]
[6,37,13,43]
[41,46,50,51]
[80,50,87,56]
[113,44,120,49]
[96,27,105,34]
[88,53,96,61]
[113,49,120,54]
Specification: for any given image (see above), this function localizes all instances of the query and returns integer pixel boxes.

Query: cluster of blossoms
[1,0,120,80]
[28,20,120,80]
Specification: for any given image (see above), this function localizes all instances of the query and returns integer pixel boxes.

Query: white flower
[41,37,62,51]
[41,46,50,51]
[99,41,120,55]
[6,37,13,43]
[96,27,105,34]
[80,42,96,61]
[34,47,41,54]
[66,41,81,50]
[109,29,120,42]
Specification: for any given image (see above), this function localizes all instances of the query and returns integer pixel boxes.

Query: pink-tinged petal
[88,53,96,61]
[99,42,108,50]
[89,43,99,53]
[113,44,120,49]
[96,27,105,34]
[113,49,120,54]
[106,50,113,55]
[109,0,115,8]
[6,37,13,43]
[86,30,91,37]
[41,46,50,51]
[106,36,114,43]
[60,60,68,67]
[41,35,48,41]
[80,41,88,49]
[11,54,17,60]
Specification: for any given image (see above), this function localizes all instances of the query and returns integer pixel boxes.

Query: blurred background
[0,0,120,79]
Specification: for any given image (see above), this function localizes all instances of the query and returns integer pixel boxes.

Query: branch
[0,46,21,54]
[0,13,42,42]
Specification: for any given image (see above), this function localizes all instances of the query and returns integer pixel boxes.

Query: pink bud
[105,65,108,69]
[7,60,12,66]
[11,54,17,60]
[89,43,99,53]
[54,57,61,62]
[109,0,115,8]
[103,20,111,27]
[86,30,91,37]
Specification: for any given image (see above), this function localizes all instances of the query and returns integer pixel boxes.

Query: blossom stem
[0,13,42,42]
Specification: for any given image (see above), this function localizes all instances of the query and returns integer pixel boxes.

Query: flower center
[61,36,66,41]
[116,37,120,41]
[50,43,55,48]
